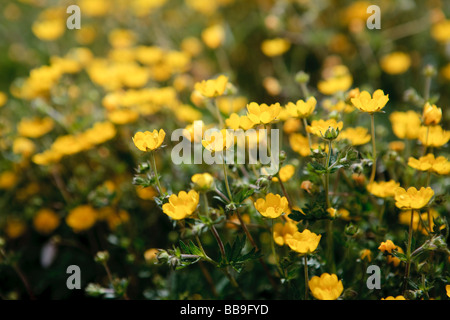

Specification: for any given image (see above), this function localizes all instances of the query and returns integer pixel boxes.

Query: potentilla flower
[216,96,248,114]
[389,141,406,152]
[162,190,200,220]
[261,38,291,57]
[367,180,400,198]
[132,129,165,152]
[17,117,54,138]
[191,173,214,189]
[225,113,255,131]
[380,52,411,75]
[273,221,298,246]
[431,19,450,43]
[338,127,371,146]
[381,296,406,300]
[317,65,353,95]
[66,205,97,233]
[350,89,389,114]
[398,209,443,236]
[307,119,343,139]
[202,129,234,152]
[446,285,450,298]
[378,240,404,267]
[394,187,434,210]
[194,75,228,98]
[201,24,225,49]
[360,249,372,262]
[246,102,282,125]
[286,229,321,254]
[276,164,296,182]
[289,133,311,156]
[389,111,422,140]
[254,193,289,219]
[285,97,317,118]
[418,125,450,147]
[408,154,450,175]
[33,208,60,235]
[308,273,344,300]
[422,102,442,126]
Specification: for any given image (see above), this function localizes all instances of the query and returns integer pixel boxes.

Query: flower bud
[295,71,310,84]
[156,250,170,263]
[323,126,340,140]
[423,64,437,78]
[95,251,110,264]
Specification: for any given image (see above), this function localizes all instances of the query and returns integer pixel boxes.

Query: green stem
[369,113,377,184]
[222,162,233,202]
[150,151,163,195]
[303,118,312,150]
[304,255,309,300]
[325,139,335,273]
[403,209,415,294]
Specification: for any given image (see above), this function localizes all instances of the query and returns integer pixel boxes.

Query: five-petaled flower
[162,190,200,220]
[308,273,344,300]
[351,89,389,114]
[133,129,166,152]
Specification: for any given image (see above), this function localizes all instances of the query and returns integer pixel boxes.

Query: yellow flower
[327,208,337,218]
[289,133,311,157]
[107,109,139,125]
[202,129,234,152]
[277,164,296,182]
[83,121,116,145]
[307,119,343,138]
[191,173,214,189]
[106,209,130,230]
[408,154,450,175]
[285,97,316,118]
[194,75,228,98]
[273,221,298,246]
[17,117,54,138]
[446,285,450,298]
[261,38,291,57]
[338,127,371,146]
[108,29,137,49]
[32,18,65,41]
[132,129,165,152]
[389,111,422,139]
[317,65,353,95]
[162,190,200,220]
[183,121,207,143]
[33,209,60,235]
[394,187,434,210]
[350,89,389,113]
[0,171,18,189]
[283,118,302,134]
[308,273,344,300]
[246,102,282,125]
[431,20,450,43]
[286,229,321,254]
[367,180,400,198]
[0,91,7,107]
[79,0,110,17]
[254,193,289,219]
[201,24,225,49]
[418,125,450,148]
[378,240,404,267]
[422,102,442,126]
[360,249,372,262]
[66,205,97,233]
[216,96,248,114]
[136,186,159,200]
[174,104,203,123]
[389,141,405,152]
[398,209,442,236]
[263,77,281,96]
[381,296,406,300]
[144,248,159,263]
[32,149,62,166]
[5,218,26,239]
[380,52,411,75]
[13,137,35,157]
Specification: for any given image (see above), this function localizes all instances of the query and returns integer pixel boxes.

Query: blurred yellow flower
[0,171,18,189]
[389,111,422,140]
[283,118,302,134]
[418,125,450,148]
[191,173,214,189]
[422,102,442,126]
[201,24,225,49]
[289,133,311,157]
[394,187,434,210]
[32,18,65,41]
[33,209,60,235]
[286,97,316,118]
[5,218,26,239]
[277,164,296,182]
[273,221,298,246]
[194,75,228,98]
[79,0,110,17]
[0,92,7,107]
[408,154,450,175]
[83,122,117,145]
[431,20,450,43]
[317,65,353,95]
[181,37,203,57]
[107,109,139,125]
[108,29,137,49]
[338,127,371,146]
[379,240,404,267]
[13,137,35,157]
[216,96,248,114]
[367,180,400,198]
[381,296,406,300]
[133,129,166,152]
[398,209,442,236]
[380,52,411,75]
[307,119,343,138]
[261,38,291,57]
[174,104,203,123]
[389,141,405,152]
[17,117,54,138]
[446,285,450,298]
[308,273,344,300]
[32,149,62,166]
[202,129,234,152]
[351,89,389,114]
[360,249,372,262]
[136,186,159,200]
[162,190,200,220]
[144,248,159,263]
[66,205,97,233]
[286,229,321,254]
[254,193,289,219]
